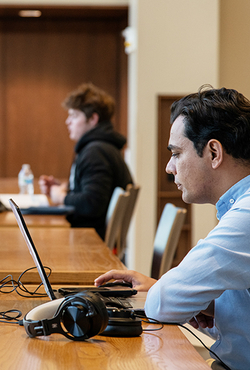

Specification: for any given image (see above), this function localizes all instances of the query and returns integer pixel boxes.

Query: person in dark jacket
[39,83,133,239]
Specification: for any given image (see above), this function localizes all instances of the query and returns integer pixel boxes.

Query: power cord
[0,309,22,324]
[0,266,51,298]
[0,266,53,326]
[161,319,231,370]
[135,314,164,331]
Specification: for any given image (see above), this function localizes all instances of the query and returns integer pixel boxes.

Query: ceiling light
[18,10,42,18]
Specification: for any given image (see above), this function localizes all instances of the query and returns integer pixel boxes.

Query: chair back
[151,203,187,279]
[105,187,130,251]
[105,187,124,226]
[116,184,140,260]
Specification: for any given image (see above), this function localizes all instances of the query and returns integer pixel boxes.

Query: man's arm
[64,146,115,216]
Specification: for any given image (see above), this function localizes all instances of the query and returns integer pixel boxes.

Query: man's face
[65,109,93,142]
[166,115,214,204]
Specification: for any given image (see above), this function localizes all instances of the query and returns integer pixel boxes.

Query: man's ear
[207,139,223,169]
[88,112,99,128]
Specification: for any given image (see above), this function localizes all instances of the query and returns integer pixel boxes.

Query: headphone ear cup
[60,302,91,338]
[102,308,142,337]
[58,291,109,339]
[76,291,109,338]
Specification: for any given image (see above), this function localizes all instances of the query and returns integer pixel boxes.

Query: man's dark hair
[170,85,250,162]
[62,82,115,122]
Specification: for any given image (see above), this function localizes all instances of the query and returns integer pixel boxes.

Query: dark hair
[170,85,250,162]
[62,82,115,122]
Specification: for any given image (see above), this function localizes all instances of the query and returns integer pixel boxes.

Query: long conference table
[0,178,210,369]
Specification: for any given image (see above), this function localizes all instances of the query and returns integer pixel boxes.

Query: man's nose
[165,158,175,175]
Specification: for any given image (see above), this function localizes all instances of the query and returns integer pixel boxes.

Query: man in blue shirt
[95,86,250,370]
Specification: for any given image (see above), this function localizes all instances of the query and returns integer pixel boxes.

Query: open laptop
[9,198,146,313]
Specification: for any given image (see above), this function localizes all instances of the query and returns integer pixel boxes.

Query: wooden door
[0,6,128,179]
[157,96,192,267]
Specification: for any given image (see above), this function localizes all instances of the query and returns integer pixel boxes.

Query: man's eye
[171,153,179,157]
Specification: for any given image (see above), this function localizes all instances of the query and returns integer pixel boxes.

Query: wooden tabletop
[0,289,210,370]
[0,177,70,228]
[0,177,41,193]
[0,211,70,227]
[0,227,125,285]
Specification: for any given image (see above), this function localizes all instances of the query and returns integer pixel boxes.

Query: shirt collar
[216,175,250,220]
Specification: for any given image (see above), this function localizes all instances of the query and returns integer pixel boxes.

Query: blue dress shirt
[145,175,250,370]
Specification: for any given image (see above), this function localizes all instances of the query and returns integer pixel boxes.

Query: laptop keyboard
[101,296,133,309]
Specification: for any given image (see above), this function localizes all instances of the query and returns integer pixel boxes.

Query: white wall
[126,0,219,274]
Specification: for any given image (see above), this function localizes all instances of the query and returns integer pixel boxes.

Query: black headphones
[23,291,142,340]
[23,292,108,340]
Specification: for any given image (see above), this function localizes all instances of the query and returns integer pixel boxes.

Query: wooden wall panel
[0,23,5,174]
[0,7,128,179]
[157,96,192,267]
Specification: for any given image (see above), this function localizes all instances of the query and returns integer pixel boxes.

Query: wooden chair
[151,203,187,279]
[105,187,130,251]
[116,184,140,260]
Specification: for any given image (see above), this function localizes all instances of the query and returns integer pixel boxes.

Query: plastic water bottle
[18,164,34,195]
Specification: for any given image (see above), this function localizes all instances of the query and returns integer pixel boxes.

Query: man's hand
[189,313,214,329]
[189,300,215,329]
[39,175,61,196]
[94,269,157,292]
[49,183,67,205]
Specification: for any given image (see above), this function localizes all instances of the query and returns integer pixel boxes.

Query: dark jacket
[64,121,133,239]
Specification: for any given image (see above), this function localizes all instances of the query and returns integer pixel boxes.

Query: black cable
[134,312,231,370]
[16,266,52,297]
[0,266,52,297]
[162,321,231,370]
[135,314,164,331]
[0,266,53,325]
[0,275,18,294]
[0,309,22,325]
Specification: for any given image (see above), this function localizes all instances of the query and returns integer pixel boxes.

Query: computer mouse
[100,281,132,288]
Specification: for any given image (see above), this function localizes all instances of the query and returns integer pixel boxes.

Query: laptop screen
[9,198,56,300]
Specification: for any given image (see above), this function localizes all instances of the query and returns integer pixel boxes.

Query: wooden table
[0,289,210,370]
[0,177,70,228]
[0,177,68,194]
[0,227,125,284]
[0,211,70,228]
[0,177,41,193]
